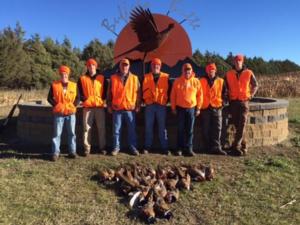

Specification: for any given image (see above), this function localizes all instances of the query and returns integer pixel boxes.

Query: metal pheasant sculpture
[114,6,175,61]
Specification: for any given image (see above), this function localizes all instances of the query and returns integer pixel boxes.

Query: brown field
[256,72,300,98]
[0,89,48,118]
[0,89,48,106]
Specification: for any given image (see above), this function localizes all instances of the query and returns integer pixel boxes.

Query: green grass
[288,98,300,148]
[288,98,300,123]
[1,150,299,225]
[0,98,300,225]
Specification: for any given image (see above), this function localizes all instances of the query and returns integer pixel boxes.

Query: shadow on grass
[0,142,51,160]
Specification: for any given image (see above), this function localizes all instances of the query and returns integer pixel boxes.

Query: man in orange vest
[77,58,107,156]
[107,58,141,156]
[47,65,80,161]
[142,58,170,155]
[200,63,227,155]
[171,63,203,156]
[225,54,258,156]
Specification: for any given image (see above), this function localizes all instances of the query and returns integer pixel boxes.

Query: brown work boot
[241,148,248,156]
[51,154,59,162]
[241,141,247,155]
[83,149,90,157]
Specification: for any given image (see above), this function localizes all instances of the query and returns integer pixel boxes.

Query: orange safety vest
[80,74,105,107]
[143,72,169,105]
[226,69,253,101]
[110,73,139,111]
[171,74,203,110]
[200,77,224,109]
[52,81,77,115]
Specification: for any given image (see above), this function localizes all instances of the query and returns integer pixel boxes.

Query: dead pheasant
[96,163,215,223]
[154,197,173,220]
[165,189,180,204]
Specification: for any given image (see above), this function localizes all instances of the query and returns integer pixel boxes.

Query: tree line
[0,23,299,89]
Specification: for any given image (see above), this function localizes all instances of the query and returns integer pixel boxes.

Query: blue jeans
[177,107,195,150]
[112,110,137,152]
[52,114,76,155]
[144,104,168,151]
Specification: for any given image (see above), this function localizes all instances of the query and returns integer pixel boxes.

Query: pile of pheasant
[97,163,215,223]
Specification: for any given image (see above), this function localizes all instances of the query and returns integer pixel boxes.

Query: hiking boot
[83,149,90,157]
[241,148,248,156]
[162,150,171,156]
[131,148,140,156]
[68,152,77,159]
[142,149,149,154]
[175,149,183,156]
[100,149,107,155]
[212,148,227,155]
[186,150,196,157]
[111,149,119,156]
[51,154,59,162]
[228,148,243,157]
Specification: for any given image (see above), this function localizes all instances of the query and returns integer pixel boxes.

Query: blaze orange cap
[151,58,162,66]
[59,65,70,75]
[120,58,130,65]
[183,63,193,70]
[234,54,244,62]
[86,58,98,68]
[206,63,217,74]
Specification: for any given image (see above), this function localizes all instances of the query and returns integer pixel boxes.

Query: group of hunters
[47,55,258,161]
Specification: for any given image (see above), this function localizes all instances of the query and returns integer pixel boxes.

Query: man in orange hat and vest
[77,58,107,156]
[200,62,227,155]
[107,58,141,156]
[142,58,171,155]
[225,54,258,156]
[171,63,203,156]
[47,65,80,161]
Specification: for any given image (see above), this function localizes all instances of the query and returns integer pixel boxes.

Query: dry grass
[0,89,48,106]
[0,89,48,118]
[256,72,300,98]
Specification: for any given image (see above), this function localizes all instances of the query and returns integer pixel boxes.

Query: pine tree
[0,23,31,88]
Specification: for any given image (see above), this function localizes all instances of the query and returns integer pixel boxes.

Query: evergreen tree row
[0,23,299,89]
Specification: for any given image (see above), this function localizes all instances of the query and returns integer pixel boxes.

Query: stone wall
[17,98,289,151]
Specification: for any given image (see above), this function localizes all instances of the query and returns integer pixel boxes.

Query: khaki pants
[83,107,106,151]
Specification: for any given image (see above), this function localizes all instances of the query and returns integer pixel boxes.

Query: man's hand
[195,109,201,117]
[172,109,177,115]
